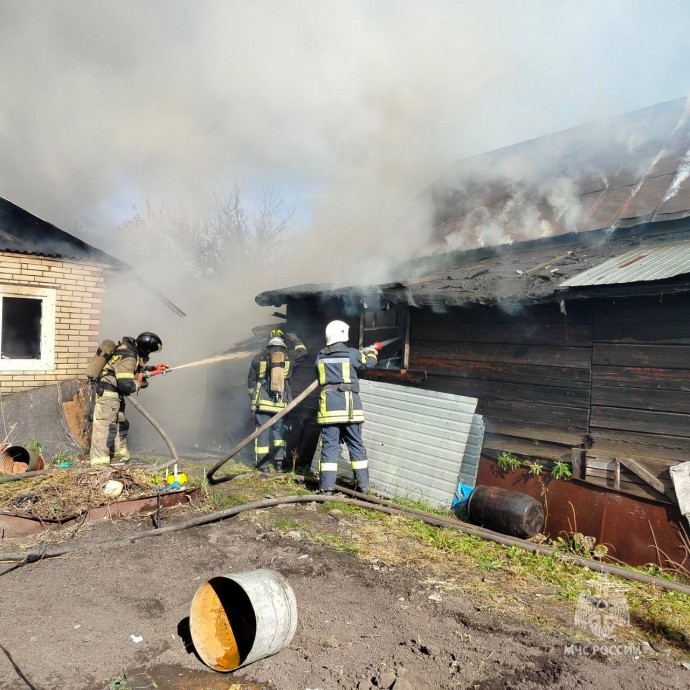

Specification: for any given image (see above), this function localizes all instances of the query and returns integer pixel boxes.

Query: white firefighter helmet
[268,336,286,348]
[325,320,349,346]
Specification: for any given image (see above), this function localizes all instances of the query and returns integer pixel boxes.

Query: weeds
[497,452,522,472]
[24,440,45,455]
[550,461,572,480]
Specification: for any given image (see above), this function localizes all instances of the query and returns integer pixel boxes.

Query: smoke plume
[1,1,689,450]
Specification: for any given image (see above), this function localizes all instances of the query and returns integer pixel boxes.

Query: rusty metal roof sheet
[432,98,690,249]
[559,239,690,287]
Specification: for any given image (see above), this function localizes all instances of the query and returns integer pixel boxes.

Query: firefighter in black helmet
[89,332,168,465]
[247,329,308,472]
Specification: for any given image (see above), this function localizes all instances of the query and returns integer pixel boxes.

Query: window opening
[361,304,408,370]
[1,297,42,359]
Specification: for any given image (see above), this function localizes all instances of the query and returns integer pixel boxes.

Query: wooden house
[255,99,690,566]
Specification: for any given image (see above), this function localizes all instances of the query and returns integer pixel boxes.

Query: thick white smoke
[1,1,689,450]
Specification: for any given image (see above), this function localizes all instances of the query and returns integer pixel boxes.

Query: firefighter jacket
[248,335,308,413]
[315,343,377,425]
[99,337,145,397]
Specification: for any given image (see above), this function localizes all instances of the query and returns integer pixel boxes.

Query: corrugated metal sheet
[458,414,485,488]
[559,240,690,287]
[311,380,481,508]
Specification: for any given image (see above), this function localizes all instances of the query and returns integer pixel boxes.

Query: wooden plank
[617,457,671,497]
[592,386,690,413]
[590,405,690,437]
[590,429,690,464]
[586,450,681,474]
[482,433,571,461]
[586,449,678,476]
[479,399,590,427]
[484,419,587,446]
[409,321,592,347]
[593,365,690,391]
[418,376,590,407]
[411,358,591,388]
[614,459,621,491]
[593,343,690,369]
[571,448,585,479]
[593,319,690,345]
[412,342,591,368]
[582,474,673,504]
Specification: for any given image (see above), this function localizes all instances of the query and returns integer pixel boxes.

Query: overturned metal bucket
[189,568,297,672]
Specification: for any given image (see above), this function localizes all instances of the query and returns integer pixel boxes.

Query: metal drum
[189,568,298,672]
[467,485,544,538]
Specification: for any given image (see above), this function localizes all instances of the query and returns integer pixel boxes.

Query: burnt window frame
[0,285,56,372]
[359,303,409,370]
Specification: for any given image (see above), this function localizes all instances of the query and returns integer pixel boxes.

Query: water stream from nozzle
[167,351,255,373]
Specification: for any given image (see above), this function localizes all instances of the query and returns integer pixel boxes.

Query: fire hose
[127,396,179,462]
[1,491,690,596]
[206,337,398,483]
[207,379,319,483]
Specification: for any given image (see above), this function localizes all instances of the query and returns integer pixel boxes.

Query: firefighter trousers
[89,392,130,465]
[319,422,368,492]
[254,411,288,471]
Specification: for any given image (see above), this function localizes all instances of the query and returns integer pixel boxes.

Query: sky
[1,0,690,446]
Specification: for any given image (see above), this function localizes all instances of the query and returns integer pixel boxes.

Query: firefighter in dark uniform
[315,320,379,494]
[247,329,308,472]
[89,332,168,466]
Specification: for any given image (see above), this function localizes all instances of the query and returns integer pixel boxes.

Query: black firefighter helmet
[135,332,163,355]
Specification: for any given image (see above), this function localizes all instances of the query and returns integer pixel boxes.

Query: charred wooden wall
[408,302,593,461]
[586,292,690,501]
[282,291,690,501]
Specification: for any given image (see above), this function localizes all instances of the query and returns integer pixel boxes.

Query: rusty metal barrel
[467,485,544,538]
[189,568,297,672]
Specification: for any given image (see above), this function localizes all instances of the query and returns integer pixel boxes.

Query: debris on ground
[0,467,161,521]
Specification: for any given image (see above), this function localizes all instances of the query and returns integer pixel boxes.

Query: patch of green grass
[194,466,690,648]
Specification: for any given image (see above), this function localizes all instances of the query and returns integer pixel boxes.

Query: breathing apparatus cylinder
[269,350,286,397]
[85,339,117,381]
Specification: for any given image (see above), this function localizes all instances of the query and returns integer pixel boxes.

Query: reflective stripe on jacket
[248,337,308,413]
[315,343,377,425]
[100,337,144,396]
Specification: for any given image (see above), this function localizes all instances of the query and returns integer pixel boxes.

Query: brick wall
[0,252,107,392]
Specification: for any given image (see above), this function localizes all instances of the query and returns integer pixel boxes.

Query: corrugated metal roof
[559,240,690,287]
[311,380,481,508]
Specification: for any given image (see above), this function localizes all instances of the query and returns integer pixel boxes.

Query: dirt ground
[0,491,689,690]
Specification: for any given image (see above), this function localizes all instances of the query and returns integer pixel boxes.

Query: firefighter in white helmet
[315,320,379,494]
[247,328,308,472]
